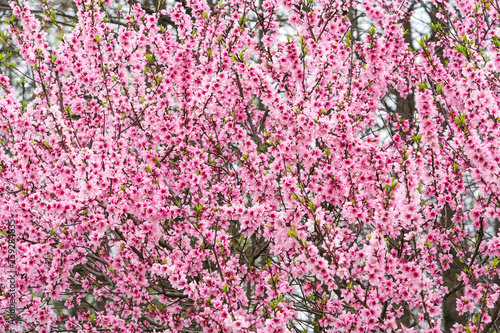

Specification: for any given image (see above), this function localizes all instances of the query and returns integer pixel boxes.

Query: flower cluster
[1,0,500,332]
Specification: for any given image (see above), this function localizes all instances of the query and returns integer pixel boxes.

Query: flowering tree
[1,0,500,332]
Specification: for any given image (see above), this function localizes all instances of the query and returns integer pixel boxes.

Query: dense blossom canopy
[1,0,500,332]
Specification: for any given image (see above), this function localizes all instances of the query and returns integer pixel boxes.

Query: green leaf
[492,257,499,267]
[417,36,426,49]
[436,82,443,93]
[308,200,315,212]
[418,82,428,90]
[412,133,422,144]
